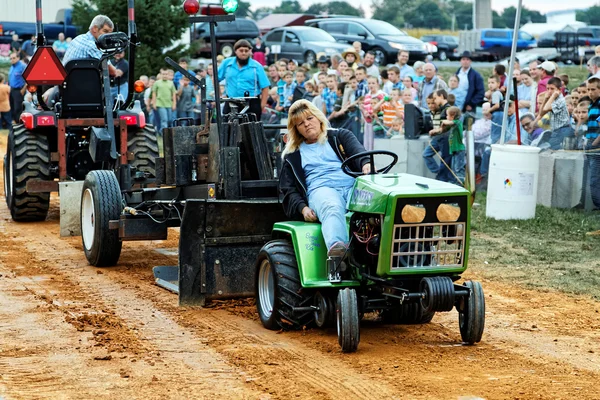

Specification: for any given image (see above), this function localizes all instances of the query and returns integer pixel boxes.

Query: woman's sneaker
[327,241,347,258]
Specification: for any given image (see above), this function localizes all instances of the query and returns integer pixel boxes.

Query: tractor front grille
[390,222,466,269]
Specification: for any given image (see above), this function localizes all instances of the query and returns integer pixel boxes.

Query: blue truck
[0,9,78,45]
[459,28,537,61]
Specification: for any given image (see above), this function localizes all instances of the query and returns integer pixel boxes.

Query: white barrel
[486,144,540,220]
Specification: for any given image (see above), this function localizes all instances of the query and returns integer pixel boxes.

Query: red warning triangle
[23,46,67,85]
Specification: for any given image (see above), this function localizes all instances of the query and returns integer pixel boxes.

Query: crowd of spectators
[2,29,599,210]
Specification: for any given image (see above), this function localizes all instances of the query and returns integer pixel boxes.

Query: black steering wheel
[341,150,398,178]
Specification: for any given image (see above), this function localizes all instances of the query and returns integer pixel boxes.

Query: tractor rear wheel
[337,288,360,353]
[127,124,159,178]
[255,239,313,330]
[458,280,485,344]
[5,124,50,221]
[81,170,122,267]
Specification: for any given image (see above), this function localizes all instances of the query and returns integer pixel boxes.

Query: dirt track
[0,136,599,399]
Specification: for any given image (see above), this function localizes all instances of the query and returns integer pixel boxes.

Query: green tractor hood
[348,173,470,214]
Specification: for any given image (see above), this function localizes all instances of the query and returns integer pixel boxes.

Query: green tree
[492,10,506,28]
[235,0,252,18]
[404,1,451,29]
[577,6,600,25]
[72,0,189,77]
[306,1,363,17]
[500,6,545,28]
[272,1,304,14]
[371,0,417,28]
[445,0,473,30]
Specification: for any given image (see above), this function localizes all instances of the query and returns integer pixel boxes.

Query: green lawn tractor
[255,151,485,353]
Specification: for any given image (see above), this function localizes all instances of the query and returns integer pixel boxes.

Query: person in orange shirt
[380,88,404,129]
[0,73,11,134]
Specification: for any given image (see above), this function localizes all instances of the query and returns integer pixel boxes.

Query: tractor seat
[59,58,104,119]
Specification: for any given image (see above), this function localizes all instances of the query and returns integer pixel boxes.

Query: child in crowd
[342,69,353,83]
[447,93,456,106]
[402,75,419,99]
[303,81,317,102]
[343,75,357,109]
[536,77,573,149]
[573,104,589,149]
[280,71,296,111]
[276,66,287,108]
[371,96,386,139]
[380,69,392,94]
[361,76,385,150]
[412,61,426,85]
[487,76,503,113]
[440,106,466,183]
[493,64,507,91]
[352,41,364,61]
[329,82,349,127]
[559,74,570,95]
[312,82,326,114]
[535,92,551,131]
[448,74,467,111]
[295,68,306,87]
[380,88,403,128]
[401,88,417,107]
[387,117,403,139]
[322,74,339,116]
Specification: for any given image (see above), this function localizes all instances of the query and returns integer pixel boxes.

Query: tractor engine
[350,213,382,272]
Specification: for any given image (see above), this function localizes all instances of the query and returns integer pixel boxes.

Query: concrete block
[374,137,408,173]
[59,181,84,237]
[537,152,554,207]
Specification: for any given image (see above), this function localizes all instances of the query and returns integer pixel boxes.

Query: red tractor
[3,0,158,224]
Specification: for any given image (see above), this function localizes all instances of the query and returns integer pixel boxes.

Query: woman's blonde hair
[282,100,330,157]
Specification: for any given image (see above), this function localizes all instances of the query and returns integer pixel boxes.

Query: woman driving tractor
[279,99,372,258]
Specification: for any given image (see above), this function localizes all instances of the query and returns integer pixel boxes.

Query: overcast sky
[249,0,596,17]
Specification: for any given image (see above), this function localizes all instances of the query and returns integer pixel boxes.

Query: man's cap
[537,60,556,72]
[316,54,330,65]
[234,39,252,51]
[459,50,472,60]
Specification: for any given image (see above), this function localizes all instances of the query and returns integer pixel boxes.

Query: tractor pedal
[327,256,342,283]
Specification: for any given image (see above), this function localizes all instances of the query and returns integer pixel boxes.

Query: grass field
[469,192,600,299]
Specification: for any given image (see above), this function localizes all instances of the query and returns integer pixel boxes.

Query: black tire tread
[82,170,122,266]
[459,280,485,344]
[258,240,313,330]
[337,288,360,353]
[9,124,50,221]
[127,125,159,177]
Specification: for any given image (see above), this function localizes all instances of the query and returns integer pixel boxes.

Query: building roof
[257,14,314,31]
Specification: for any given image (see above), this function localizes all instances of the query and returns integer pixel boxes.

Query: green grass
[469,192,600,299]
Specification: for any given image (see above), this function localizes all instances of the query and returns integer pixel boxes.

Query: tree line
[236,0,547,31]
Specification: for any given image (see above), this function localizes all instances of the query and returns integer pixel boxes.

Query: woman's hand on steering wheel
[362,164,372,174]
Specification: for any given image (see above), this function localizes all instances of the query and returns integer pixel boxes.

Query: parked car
[420,34,459,61]
[194,17,260,57]
[576,26,600,48]
[305,17,428,65]
[458,29,537,60]
[537,30,557,48]
[0,8,78,45]
[263,26,348,66]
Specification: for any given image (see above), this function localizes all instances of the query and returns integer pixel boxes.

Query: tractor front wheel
[5,124,50,221]
[81,170,123,267]
[255,240,313,330]
[337,288,360,353]
[458,280,485,344]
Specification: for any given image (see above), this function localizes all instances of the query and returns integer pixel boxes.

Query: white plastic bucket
[486,144,540,220]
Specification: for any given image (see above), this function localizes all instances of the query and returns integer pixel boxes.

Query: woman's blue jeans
[308,186,352,250]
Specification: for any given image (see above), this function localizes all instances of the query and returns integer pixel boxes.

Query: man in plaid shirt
[355,66,368,99]
[63,15,118,77]
[322,74,338,116]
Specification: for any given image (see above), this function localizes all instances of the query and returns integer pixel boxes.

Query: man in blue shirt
[8,52,26,123]
[218,39,270,119]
